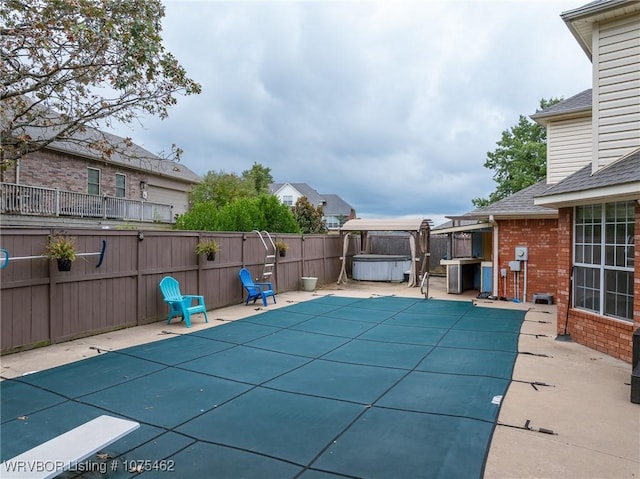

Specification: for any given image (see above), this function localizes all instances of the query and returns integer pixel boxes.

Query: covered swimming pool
[1,295,526,478]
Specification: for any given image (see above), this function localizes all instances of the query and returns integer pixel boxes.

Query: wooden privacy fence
[0,228,343,354]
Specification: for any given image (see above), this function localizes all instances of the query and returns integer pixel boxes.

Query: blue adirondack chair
[158,276,209,328]
[239,268,276,306]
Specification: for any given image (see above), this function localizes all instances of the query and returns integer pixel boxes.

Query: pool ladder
[254,230,276,281]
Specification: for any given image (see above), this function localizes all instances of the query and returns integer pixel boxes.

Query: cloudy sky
[113,0,593,226]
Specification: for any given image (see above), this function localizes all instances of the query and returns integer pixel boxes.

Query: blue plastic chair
[239,268,276,306]
[158,276,208,328]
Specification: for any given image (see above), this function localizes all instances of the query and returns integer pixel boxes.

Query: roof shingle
[537,149,640,198]
[455,181,558,220]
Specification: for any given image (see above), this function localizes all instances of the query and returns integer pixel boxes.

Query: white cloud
[112,0,593,223]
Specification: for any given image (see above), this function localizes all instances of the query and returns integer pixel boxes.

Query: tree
[215,197,264,232]
[257,195,300,234]
[472,98,561,208]
[242,162,273,195]
[292,196,327,234]
[1,0,201,169]
[188,171,253,208]
[174,202,217,231]
[175,194,300,233]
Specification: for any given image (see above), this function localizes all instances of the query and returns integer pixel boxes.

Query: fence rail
[0,227,446,354]
[1,183,173,223]
[0,229,345,354]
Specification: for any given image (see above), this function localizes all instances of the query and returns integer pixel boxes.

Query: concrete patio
[1,276,638,478]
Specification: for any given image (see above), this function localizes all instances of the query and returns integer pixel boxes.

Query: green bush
[175,194,300,233]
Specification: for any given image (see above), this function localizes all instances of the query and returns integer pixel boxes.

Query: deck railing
[0,183,174,223]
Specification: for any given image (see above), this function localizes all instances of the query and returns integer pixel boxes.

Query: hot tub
[352,254,412,282]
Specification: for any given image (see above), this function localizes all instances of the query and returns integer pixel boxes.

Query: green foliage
[257,195,301,234]
[1,0,200,168]
[472,98,561,208]
[175,194,300,233]
[194,239,220,255]
[188,170,253,208]
[275,239,288,252]
[174,202,217,230]
[44,235,76,261]
[242,162,274,195]
[292,196,327,234]
[216,197,264,232]
[179,162,299,233]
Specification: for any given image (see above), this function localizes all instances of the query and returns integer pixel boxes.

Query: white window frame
[573,201,634,321]
[115,173,126,198]
[282,195,293,206]
[325,215,340,229]
[88,167,101,195]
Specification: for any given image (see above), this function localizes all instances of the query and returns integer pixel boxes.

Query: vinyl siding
[275,184,303,205]
[593,13,640,171]
[147,184,189,217]
[547,117,593,184]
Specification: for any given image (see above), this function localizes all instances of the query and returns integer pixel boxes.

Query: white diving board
[0,415,140,479]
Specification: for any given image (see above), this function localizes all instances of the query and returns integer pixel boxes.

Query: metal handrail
[0,182,174,223]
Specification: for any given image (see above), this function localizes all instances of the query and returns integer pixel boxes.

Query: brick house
[437,0,639,363]
[437,182,559,303]
[1,128,201,228]
[532,0,639,363]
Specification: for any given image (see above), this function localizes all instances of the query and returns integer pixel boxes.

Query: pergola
[337,218,431,287]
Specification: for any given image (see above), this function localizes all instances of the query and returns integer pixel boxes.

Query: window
[115,174,126,198]
[573,201,634,321]
[283,195,293,206]
[88,168,100,195]
[325,215,340,229]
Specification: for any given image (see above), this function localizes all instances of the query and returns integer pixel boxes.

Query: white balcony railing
[1,183,174,223]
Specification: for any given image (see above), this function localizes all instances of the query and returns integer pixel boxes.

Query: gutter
[561,0,639,60]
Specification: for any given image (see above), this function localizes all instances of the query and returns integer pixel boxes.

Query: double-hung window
[115,173,126,198]
[88,168,101,195]
[325,215,340,229]
[283,195,293,206]
[573,201,634,321]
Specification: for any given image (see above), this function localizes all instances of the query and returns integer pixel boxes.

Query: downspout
[489,215,498,297]
[523,259,528,303]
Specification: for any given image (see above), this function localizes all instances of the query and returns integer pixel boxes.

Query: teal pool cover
[1,296,526,478]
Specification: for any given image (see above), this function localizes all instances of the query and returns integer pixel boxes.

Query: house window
[573,201,634,321]
[325,215,340,229]
[115,174,126,198]
[283,195,293,206]
[88,168,100,195]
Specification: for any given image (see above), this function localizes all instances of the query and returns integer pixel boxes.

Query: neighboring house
[269,182,356,230]
[438,0,638,363]
[0,127,201,228]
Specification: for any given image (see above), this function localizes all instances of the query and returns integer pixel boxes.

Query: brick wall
[556,205,639,364]
[497,219,558,302]
[4,149,145,199]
